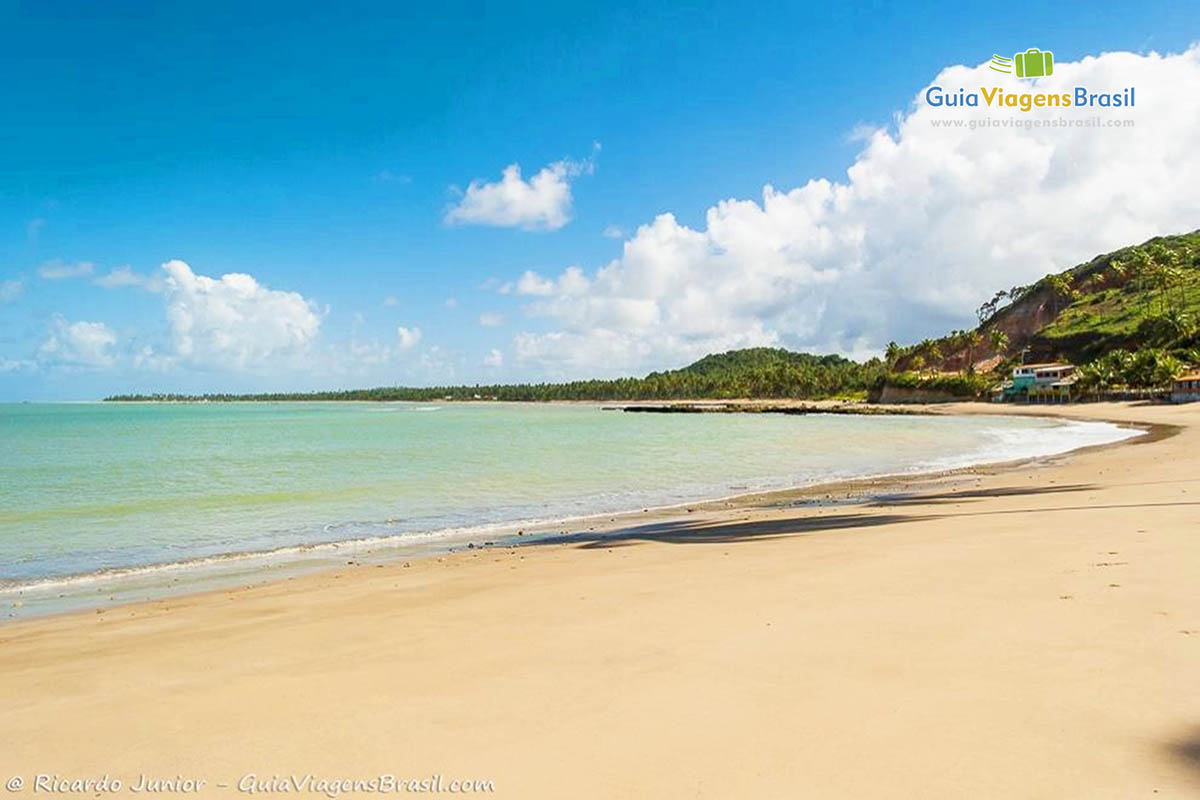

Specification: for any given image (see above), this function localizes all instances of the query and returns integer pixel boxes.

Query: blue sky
[2,1,1199,399]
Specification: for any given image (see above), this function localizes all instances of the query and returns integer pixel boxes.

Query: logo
[924,47,1135,117]
[990,48,1054,78]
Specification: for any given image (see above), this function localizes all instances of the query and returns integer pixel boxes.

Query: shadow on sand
[561,512,934,549]
[867,483,1098,507]
[523,481,1200,551]
[1167,727,1200,788]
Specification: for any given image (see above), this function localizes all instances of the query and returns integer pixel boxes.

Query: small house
[1001,363,1077,402]
[1172,372,1200,404]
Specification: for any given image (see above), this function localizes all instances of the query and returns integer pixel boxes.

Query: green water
[0,402,1134,613]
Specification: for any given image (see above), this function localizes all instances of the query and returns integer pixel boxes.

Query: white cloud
[396,326,423,350]
[132,345,176,372]
[0,357,36,373]
[509,47,1200,375]
[444,157,593,231]
[95,266,140,287]
[37,260,94,280]
[161,260,322,370]
[478,311,505,327]
[602,224,624,239]
[0,279,22,304]
[499,269,558,296]
[483,348,504,368]
[14,260,447,381]
[444,297,460,309]
[37,316,117,367]
[94,265,162,291]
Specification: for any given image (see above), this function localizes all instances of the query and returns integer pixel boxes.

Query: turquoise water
[0,402,1136,616]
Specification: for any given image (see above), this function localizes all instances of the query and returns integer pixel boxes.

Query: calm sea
[0,402,1136,618]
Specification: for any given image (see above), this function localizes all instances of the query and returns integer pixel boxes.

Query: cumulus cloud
[602,224,624,239]
[15,260,447,381]
[0,279,22,304]
[396,325,423,350]
[508,47,1200,375]
[37,260,94,280]
[478,311,505,327]
[445,157,594,231]
[37,316,117,367]
[161,260,322,370]
[483,348,504,367]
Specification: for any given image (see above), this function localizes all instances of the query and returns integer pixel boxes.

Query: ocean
[0,402,1138,618]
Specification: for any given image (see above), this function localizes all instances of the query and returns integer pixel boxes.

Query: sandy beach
[2,401,1198,799]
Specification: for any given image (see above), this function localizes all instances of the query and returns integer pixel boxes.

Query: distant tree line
[105,348,890,403]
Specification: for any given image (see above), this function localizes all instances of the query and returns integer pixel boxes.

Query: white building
[998,363,1078,402]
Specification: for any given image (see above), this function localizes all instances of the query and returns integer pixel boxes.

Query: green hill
[1034,232,1200,357]
[888,230,1200,387]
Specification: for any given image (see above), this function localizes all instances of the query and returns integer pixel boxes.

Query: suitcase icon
[1014,48,1054,78]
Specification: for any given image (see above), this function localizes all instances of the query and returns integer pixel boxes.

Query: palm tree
[1125,349,1182,389]
[1151,244,1188,312]
[884,341,901,370]
[926,342,943,374]
[1075,363,1107,399]
[1045,273,1079,316]
[1122,247,1155,313]
[1106,258,1129,289]
[964,330,982,373]
[988,329,1009,356]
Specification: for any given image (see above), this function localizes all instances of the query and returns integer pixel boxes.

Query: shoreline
[3,400,1198,798]
[1,408,1147,622]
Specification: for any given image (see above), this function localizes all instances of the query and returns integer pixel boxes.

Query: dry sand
[1,401,1198,799]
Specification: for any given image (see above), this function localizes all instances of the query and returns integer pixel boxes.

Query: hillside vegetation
[883,230,1200,395]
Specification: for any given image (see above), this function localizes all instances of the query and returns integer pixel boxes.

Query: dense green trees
[106,348,890,403]
[1075,348,1185,395]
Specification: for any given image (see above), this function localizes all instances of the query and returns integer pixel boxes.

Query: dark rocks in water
[613,402,928,416]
